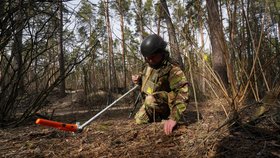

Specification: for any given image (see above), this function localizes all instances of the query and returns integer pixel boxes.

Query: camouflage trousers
[135,91,170,124]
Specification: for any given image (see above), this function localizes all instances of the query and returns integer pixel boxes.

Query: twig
[185,117,236,157]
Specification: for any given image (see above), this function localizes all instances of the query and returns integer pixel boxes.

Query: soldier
[132,34,189,135]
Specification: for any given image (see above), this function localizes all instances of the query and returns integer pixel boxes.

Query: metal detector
[36,85,139,132]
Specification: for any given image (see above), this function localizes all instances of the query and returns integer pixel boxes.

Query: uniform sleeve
[168,66,189,121]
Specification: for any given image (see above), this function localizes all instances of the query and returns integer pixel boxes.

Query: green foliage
[143,0,153,14]
[77,0,94,23]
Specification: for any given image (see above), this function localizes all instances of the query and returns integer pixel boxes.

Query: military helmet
[140,34,167,57]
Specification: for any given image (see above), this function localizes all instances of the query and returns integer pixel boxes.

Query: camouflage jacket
[140,59,189,121]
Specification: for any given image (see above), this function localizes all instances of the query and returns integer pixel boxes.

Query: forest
[0,0,279,157]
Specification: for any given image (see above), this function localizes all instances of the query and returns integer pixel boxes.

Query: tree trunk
[156,3,162,35]
[0,0,6,51]
[104,0,118,102]
[104,0,112,103]
[160,0,184,69]
[58,1,66,96]
[12,1,24,95]
[206,0,228,88]
[197,0,205,93]
[119,5,126,89]
[136,0,145,40]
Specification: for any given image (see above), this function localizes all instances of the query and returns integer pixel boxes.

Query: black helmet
[140,34,167,57]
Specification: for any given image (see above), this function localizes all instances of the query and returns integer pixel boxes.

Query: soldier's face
[145,53,164,66]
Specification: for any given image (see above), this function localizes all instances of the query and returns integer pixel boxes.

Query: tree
[12,1,25,95]
[0,1,95,126]
[113,0,132,89]
[134,0,145,39]
[206,0,229,89]
[104,0,118,103]
[160,0,184,69]
[76,0,99,100]
[58,0,66,96]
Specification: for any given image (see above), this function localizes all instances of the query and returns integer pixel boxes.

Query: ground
[0,91,279,158]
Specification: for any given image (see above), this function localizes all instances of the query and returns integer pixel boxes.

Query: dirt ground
[0,91,279,158]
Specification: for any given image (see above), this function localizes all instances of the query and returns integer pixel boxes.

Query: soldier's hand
[132,75,140,84]
[164,119,177,135]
